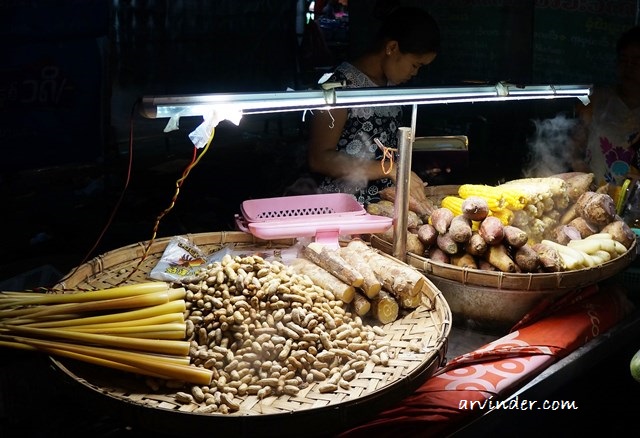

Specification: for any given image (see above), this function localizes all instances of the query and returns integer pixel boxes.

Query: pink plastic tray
[235,193,392,247]
[240,193,366,222]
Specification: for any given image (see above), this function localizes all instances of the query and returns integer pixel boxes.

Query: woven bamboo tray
[371,235,637,291]
[51,231,451,437]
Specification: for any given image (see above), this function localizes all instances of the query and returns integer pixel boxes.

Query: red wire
[55,99,139,287]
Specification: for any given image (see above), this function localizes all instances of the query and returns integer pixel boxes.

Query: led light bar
[140,83,591,119]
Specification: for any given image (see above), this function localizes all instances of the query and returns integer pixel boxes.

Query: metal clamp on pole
[320,80,345,106]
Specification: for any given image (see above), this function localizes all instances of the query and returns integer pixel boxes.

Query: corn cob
[488,207,514,225]
[440,196,464,216]
[458,185,501,209]
[458,184,526,210]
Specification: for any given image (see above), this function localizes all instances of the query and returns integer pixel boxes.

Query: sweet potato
[366,200,422,229]
[565,172,594,201]
[483,243,516,272]
[379,186,436,219]
[514,244,540,272]
[416,223,438,246]
[436,232,459,255]
[448,215,473,243]
[430,207,454,234]
[601,220,636,249]
[376,228,425,255]
[502,225,528,248]
[560,203,578,225]
[461,196,490,221]
[428,247,450,264]
[477,259,497,271]
[407,231,426,255]
[451,252,478,269]
[478,216,505,245]
[464,231,488,256]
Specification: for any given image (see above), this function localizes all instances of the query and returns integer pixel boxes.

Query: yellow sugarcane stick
[5,300,186,327]
[3,324,190,356]
[0,282,170,306]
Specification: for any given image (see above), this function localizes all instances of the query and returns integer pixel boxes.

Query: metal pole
[393,126,413,261]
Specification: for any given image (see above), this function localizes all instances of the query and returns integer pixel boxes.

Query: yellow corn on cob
[489,207,514,225]
[459,184,526,211]
[458,185,501,209]
[441,196,464,216]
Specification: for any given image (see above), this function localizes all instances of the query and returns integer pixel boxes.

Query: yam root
[532,242,564,272]
[576,192,616,226]
[553,225,581,245]
[479,216,505,245]
[461,196,490,221]
[370,290,400,324]
[430,207,454,234]
[514,244,540,272]
[484,243,516,272]
[303,243,364,287]
[449,215,473,243]
[568,216,599,238]
[339,246,382,298]
[290,258,355,303]
[601,220,636,249]
[347,239,425,302]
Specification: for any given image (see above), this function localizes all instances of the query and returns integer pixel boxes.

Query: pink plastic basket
[240,193,366,222]
[235,193,392,247]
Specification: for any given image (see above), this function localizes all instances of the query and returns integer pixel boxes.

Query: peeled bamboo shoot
[370,290,399,324]
[289,258,355,303]
[303,243,364,287]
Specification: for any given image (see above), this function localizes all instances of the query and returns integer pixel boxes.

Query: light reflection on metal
[140,83,591,119]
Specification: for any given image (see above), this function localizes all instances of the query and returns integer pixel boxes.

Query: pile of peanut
[172,253,391,414]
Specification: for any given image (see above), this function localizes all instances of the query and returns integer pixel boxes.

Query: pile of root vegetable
[0,238,433,415]
[369,172,637,273]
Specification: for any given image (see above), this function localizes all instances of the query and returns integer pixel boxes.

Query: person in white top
[572,25,640,188]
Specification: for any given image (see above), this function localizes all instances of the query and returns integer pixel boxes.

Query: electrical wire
[55,98,141,288]
[120,124,215,283]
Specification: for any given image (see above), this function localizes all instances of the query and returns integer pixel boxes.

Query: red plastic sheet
[338,284,634,437]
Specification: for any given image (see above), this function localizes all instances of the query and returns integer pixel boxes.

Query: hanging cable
[120,124,216,283]
[56,98,141,288]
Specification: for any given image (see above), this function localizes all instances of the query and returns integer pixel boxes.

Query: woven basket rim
[51,231,451,435]
[370,235,636,291]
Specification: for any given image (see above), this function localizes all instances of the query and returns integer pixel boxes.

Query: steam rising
[524,114,578,177]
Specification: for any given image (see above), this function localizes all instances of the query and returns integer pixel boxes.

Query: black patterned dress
[316,62,403,205]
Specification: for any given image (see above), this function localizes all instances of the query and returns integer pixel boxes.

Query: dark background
[0,1,639,436]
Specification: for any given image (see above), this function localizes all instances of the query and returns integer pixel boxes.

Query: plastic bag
[149,236,208,282]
